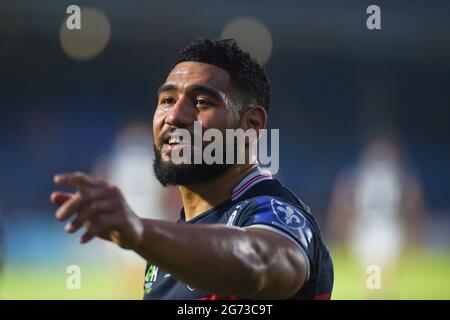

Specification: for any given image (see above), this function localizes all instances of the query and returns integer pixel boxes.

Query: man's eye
[161,97,176,105]
[195,98,212,107]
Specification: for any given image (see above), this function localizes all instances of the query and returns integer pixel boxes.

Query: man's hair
[172,38,271,111]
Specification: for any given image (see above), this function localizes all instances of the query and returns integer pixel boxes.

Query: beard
[152,143,232,187]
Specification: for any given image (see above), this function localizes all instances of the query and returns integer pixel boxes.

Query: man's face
[152,61,241,186]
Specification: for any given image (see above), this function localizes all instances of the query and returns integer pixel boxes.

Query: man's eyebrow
[157,83,177,96]
[157,83,223,101]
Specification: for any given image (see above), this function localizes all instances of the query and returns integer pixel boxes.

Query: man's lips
[159,129,192,145]
[161,142,192,154]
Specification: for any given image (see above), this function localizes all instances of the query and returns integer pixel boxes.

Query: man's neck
[179,164,258,221]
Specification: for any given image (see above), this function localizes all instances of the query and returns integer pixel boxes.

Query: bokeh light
[59,7,111,61]
[221,16,273,65]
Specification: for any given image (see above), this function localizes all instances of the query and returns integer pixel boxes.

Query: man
[51,39,333,300]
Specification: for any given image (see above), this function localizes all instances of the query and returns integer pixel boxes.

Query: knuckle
[74,171,85,178]
[84,221,95,232]
[96,215,108,225]
[107,184,121,195]
[89,201,99,211]
[90,200,106,212]
[96,178,108,187]
[82,189,95,201]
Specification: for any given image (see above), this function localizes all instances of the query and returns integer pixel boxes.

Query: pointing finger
[53,172,96,190]
[55,192,84,221]
[65,199,115,233]
[50,191,74,206]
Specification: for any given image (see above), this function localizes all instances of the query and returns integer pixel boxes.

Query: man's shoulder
[231,194,314,230]
[224,179,314,228]
[227,179,325,247]
[233,178,311,214]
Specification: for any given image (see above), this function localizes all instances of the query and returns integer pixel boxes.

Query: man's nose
[165,95,195,128]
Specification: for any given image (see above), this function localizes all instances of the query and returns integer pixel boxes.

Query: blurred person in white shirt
[327,134,426,298]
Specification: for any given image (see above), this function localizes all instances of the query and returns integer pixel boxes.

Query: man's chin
[153,155,231,187]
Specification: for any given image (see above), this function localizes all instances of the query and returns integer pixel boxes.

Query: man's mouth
[160,133,191,154]
[168,135,182,146]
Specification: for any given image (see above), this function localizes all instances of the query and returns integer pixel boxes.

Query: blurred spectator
[326,134,427,297]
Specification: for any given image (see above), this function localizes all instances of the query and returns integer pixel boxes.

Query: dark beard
[152,144,232,187]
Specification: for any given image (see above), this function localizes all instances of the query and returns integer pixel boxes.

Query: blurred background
[0,0,449,299]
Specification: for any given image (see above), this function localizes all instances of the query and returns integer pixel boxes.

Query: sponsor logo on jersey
[144,264,159,294]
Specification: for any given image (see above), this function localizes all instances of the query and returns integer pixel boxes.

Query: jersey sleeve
[234,196,318,279]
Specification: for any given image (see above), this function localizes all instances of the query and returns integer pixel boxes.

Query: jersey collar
[230,167,272,201]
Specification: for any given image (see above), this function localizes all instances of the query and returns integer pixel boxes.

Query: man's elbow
[241,241,308,299]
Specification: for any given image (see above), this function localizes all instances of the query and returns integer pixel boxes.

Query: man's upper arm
[233,197,316,298]
[243,226,309,298]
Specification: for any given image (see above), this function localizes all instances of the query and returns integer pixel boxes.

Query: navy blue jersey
[143,170,333,300]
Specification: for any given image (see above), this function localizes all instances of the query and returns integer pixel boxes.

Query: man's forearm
[133,219,293,298]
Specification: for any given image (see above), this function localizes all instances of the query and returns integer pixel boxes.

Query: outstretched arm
[51,172,307,299]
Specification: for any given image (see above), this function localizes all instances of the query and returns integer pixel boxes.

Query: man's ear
[240,106,267,134]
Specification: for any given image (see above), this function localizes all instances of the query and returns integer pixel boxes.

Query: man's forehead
[165,61,230,90]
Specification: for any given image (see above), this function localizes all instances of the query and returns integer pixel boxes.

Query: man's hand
[50,172,144,249]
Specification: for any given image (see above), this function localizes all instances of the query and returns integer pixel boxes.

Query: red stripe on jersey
[196,294,239,300]
[313,293,331,300]
[231,174,271,198]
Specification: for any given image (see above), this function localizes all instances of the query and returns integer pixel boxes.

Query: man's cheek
[153,120,164,144]
[153,108,167,125]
